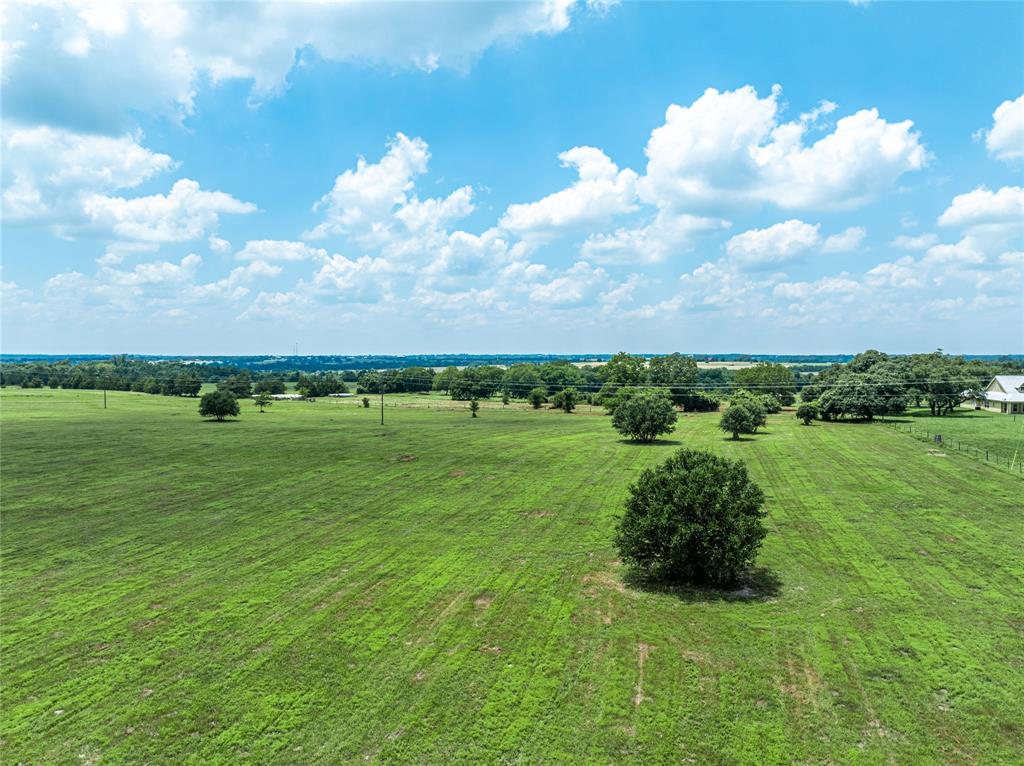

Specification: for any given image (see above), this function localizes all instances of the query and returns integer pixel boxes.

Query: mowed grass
[2,389,1022,765]
[886,407,1024,463]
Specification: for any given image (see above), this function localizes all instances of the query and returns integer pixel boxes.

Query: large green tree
[733,363,796,406]
[647,353,699,406]
[615,449,767,585]
[199,391,240,421]
[612,390,678,442]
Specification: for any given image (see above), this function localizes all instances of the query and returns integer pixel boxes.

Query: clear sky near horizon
[1,1,1022,356]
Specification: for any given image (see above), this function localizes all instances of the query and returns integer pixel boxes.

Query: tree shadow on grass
[201,419,241,423]
[616,438,683,447]
[623,565,783,604]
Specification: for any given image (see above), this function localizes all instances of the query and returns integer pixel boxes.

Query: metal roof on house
[983,375,1024,402]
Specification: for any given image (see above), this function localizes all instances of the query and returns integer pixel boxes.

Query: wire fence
[878,418,1023,477]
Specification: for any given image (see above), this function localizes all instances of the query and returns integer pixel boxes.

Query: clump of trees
[799,350,998,420]
[253,380,286,395]
[614,449,767,585]
[612,390,677,442]
[295,373,347,398]
[733,363,796,405]
[0,356,207,397]
[217,373,253,399]
[199,391,240,421]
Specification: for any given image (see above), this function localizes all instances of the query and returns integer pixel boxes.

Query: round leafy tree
[199,390,240,421]
[614,449,767,585]
[612,391,678,442]
[796,402,818,425]
[719,405,758,440]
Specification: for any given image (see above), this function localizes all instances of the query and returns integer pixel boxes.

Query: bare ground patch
[778,657,825,708]
[633,642,652,706]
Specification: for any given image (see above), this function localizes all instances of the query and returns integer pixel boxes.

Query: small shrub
[612,390,677,442]
[550,387,579,413]
[199,390,240,421]
[470,399,480,417]
[796,402,818,425]
[362,397,370,408]
[528,387,547,409]
[614,449,767,585]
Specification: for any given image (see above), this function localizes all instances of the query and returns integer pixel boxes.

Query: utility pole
[103,389,107,409]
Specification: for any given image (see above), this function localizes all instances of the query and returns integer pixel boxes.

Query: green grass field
[885,407,1024,465]
[2,389,1022,765]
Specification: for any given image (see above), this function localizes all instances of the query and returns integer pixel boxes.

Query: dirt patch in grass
[779,657,824,708]
[449,470,467,477]
[521,510,554,518]
[633,642,652,706]
[472,593,493,609]
[480,645,503,655]
[582,569,629,597]
[397,454,416,462]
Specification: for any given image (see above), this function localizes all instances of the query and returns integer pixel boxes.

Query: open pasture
[1,389,1022,764]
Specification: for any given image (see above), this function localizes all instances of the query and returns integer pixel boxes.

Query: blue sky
[1,1,1021,355]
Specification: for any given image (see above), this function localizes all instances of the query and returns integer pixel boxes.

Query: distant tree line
[798,350,1020,421]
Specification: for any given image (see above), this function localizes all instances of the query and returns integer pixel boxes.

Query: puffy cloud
[237,290,310,322]
[306,133,430,242]
[426,229,518,277]
[236,240,326,262]
[499,146,638,238]
[40,252,282,312]
[725,219,821,267]
[937,185,1024,228]
[395,186,475,234]
[773,275,860,301]
[1,125,172,222]
[641,85,928,211]
[580,210,729,264]
[83,178,257,242]
[410,285,509,315]
[310,254,391,302]
[890,233,938,250]
[3,1,592,132]
[983,95,1024,162]
[528,261,609,307]
[821,226,866,253]
[208,235,231,253]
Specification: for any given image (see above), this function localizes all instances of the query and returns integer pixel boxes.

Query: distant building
[328,393,354,397]
[973,375,1024,414]
[255,393,304,400]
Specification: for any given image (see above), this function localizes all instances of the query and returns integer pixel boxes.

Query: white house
[973,375,1024,414]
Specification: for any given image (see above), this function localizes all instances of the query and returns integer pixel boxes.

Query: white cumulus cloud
[83,178,257,242]
[499,146,638,238]
[641,85,928,211]
[983,95,1024,162]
